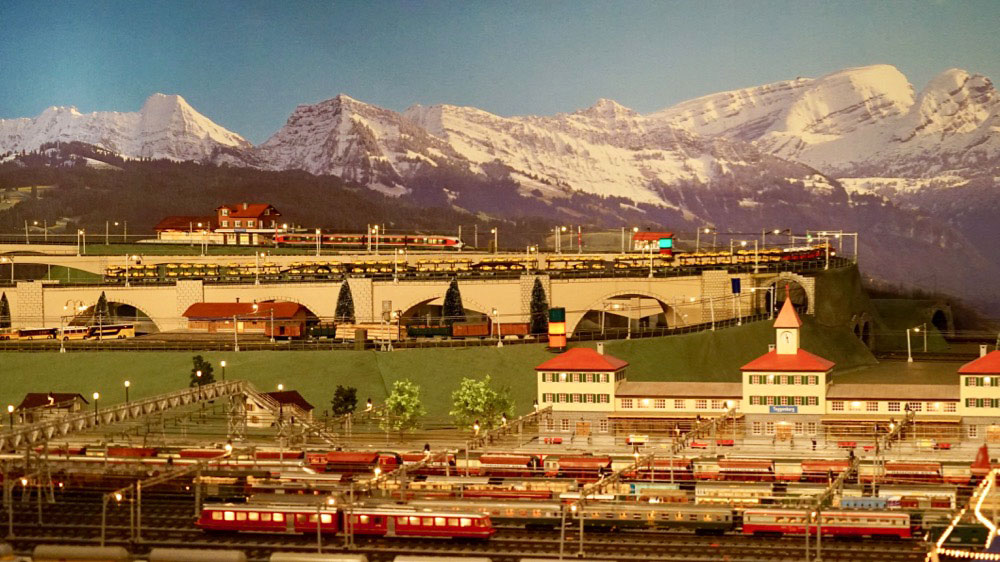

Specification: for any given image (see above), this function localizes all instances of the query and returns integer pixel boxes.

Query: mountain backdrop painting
[2,64,998,312]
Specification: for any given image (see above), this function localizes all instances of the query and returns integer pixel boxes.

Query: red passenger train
[196,503,494,539]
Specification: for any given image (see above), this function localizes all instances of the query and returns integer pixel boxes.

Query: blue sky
[2,0,998,143]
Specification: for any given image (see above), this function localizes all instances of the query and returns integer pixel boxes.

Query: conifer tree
[0,292,10,329]
[442,278,464,325]
[529,278,548,334]
[335,281,355,323]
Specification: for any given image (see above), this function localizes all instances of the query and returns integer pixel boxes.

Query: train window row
[213,511,285,522]
[391,516,476,527]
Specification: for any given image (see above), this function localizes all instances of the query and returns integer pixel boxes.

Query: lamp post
[914,323,927,353]
[490,228,498,254]
[394,248,404,282]
[233,314,240,352]
[492,307,502,348]
[6,405,13,429]
[76,229,86,256]
[696,227,715,252]
[315,228,321,257]
[372,225,380,255]
[124,381,130,404]
[525,245,536,273]
[124,254,139,287]
[92,392,100,425]
[906,328,914,363]
[631,226,638,252]
[220,360,226,381]
[255,252,266,285]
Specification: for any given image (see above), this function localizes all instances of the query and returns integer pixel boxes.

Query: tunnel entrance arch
[574,292,676,337]
[70,299,159,334]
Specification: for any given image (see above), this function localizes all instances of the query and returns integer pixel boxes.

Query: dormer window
[221,209,229,216]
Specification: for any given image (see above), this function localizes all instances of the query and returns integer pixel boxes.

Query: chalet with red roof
[741,295,834,430]
[958,348,1000,420]
[535,344,627,434]
[182,301,311,338]
[214,203,284,245]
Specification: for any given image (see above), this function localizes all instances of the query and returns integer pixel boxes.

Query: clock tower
[774,294,801,355]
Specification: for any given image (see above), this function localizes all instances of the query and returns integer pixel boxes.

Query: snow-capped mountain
[0,93,250,161]
[649,64,1000,180]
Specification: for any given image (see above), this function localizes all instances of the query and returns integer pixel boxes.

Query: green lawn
[0,316,876,421]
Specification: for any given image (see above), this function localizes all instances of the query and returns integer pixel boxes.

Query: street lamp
[491,307,502,347]
[92,392,100,424]
[124,380,130,404]
[914,323,928,353]
[473,420,480,437]
[631,226,639,252]
[394,248,404,282]
[220,360,226,381]
[196,370,202,385]
[372,225,380,255]
[278,383,284,391]
[315,228,321,257]
[6,404,13,429]
[77,229,86,256]
[255,252,266,285]
[490,227,498,254]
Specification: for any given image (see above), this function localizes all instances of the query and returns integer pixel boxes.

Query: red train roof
[557,456,612,469]
[324,452,380,463]
[478,455,536,466]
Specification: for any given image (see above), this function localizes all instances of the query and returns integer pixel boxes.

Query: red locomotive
[196,503,494,539]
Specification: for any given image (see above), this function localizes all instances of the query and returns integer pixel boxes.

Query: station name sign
[769,405,798,414]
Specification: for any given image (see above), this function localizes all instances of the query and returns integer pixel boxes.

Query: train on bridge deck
[99,243,834,284]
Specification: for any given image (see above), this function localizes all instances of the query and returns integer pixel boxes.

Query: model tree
[381,379,426,432]
[442,278,464,325]
[189,355,216,387]
[95,291,111,322]
[449,375,514,431]
[0,292,10,328]
[335,281,355,323]
[529,278,548,334]
[330,385,358,416]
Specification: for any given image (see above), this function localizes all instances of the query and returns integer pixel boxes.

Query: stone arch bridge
[3,268,824,334]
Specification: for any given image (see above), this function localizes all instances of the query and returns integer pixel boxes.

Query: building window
[750,396,760,406]
[945,403,957,413]
[779,396,789,406]
[794,422,804,435]
[695,399,708,410]
[599,419,608,433]
[752,421,762,435]
[926,402,938,412]
[779,375,788,385]
[793,396,804,406]
[599,394,609,403]
[543,393,552,403]
[247,220,255,227]
[585,373,594,383]
[711,400,724,409]
[750,375,761,384]
[621,399,633,409]
[221,220,229,227]
[793,375,802,385]
[673,399,685,409]
[560,419,570,432]
[559,372,568,382]
[965,377,976,386]
[654,399,666,409]
[585,394,594,403]
[866,401,878,412]
[831,401,844,412]
[807,422,817,435]
[546,418,554,431]
[888,401,901,412]
[572,394,581,403]
[765,396,775,406]
[558,393,567,403]
[221,208,229,216]
[234,220,242,227]
[969,424,978,438]
[808,376,818,385]
[765,422,774,435]
[601,373,610,383]
[906,402,922,412]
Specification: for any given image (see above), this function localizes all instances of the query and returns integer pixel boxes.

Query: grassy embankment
[0,315,875,420]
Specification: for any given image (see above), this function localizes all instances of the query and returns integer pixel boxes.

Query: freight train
[101,244,834,284]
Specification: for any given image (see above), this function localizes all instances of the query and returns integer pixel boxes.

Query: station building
[536,296,1000,443]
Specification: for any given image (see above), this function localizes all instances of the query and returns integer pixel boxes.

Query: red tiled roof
[216,203,280,219]
[773,296,802,328]
[959,351,1000,374]
[631,231,673,241]
[153,216,215,232]
[535,347,628,372]
[17,393,87,410]
[183,302,305,320]
[741,349,835,372]
[265,390,314,411]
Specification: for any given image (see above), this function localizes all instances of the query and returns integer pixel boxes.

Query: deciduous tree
[381,379,425,431]
[449,375,514,431]
[330,385,358,416]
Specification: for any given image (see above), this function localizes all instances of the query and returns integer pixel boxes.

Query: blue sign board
[658,238,673,249]
[769,405,798,414]
[731,278,741,294]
